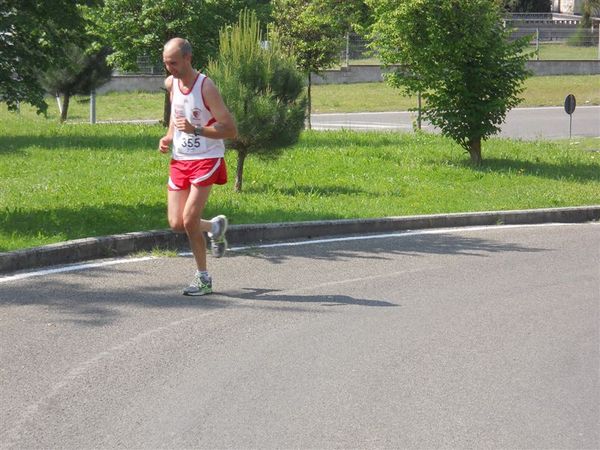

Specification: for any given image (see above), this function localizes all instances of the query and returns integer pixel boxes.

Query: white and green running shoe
[208,215,228,258]
[183,273,213,296]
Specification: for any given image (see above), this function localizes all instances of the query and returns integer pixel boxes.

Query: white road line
[312,106,600,117]
[229,223,588,250]
[2,222,596,283]
[180,222,592,255]
[273,267,430,297]
[0,256,155,283]
[312,123,414,130]
[1,311,218,447]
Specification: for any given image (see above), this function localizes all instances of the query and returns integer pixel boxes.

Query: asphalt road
[312,106,600,139]
[1,223,599,449]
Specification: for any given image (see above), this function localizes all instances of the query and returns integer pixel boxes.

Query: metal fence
[510,28,599,60]
[114,55,164,76]
[341,26,599,66]
[341,12,600,65]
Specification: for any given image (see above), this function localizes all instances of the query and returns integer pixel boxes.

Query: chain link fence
[340,16,599,66]
[510,27,599,60]
[114,55,165,76]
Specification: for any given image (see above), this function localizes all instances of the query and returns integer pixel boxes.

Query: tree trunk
[235,149,247,192]
[162,89,171,127]
[60,93,70,122]
[306,72,312,130]
[468,137,482,165]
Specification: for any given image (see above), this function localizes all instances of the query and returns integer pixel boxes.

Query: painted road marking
[2,222,597,284]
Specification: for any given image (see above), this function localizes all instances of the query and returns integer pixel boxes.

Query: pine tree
[208,10,307,192]
[41,45,112,122]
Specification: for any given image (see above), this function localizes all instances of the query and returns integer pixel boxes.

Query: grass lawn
[3,75,598,120]
[533,43,599,60]
[1,114,599,252]
[42,91,166,122]
[311,75,600,112]
[344,43,598,65]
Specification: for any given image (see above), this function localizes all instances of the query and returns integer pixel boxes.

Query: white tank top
[171,73,225,160]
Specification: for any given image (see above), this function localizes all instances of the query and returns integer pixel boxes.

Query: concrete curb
[1,206,599,274]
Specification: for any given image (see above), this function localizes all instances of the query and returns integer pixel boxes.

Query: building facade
[552,0,584,14]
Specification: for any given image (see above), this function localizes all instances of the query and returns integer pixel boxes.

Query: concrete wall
[311,61,600,84]
[98,61,600,93]
[526,59,600,75]
[97,75,165,94]
[311,66,392,85]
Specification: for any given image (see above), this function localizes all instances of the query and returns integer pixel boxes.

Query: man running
[159,37,237,296]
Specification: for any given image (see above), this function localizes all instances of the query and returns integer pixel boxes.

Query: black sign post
[564,94,576,139]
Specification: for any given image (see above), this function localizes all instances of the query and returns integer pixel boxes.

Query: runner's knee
[169,217,185,232]
[183,215,201,234]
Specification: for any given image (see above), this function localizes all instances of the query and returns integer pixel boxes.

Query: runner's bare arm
[201,78,237,139]
[159,107,175,153]
[164,75,173,94]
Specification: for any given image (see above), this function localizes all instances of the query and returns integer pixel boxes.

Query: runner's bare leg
[168,185,213,270]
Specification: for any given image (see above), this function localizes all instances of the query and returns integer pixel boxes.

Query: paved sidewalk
[1,206,599,274]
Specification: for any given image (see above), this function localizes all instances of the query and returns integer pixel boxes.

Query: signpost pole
[569,113,572,140]
[90,89,96,125]
[417,91,422,130]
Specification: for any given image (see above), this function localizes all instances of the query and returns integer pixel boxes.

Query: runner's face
[163,49,186,78]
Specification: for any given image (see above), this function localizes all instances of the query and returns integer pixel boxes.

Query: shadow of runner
[219,287,397,308]
[0,229,548,324]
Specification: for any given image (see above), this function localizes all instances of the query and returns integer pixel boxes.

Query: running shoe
[208,215,228,258]
[183,272,212,296]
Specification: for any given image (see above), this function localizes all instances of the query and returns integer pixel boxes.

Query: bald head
[163,37,194,79]
[164,37,192,57]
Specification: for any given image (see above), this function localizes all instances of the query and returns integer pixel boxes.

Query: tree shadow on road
[0,229,547,326]
[0,271,226,326]
[1,264,381,327]
[230,230,548,265]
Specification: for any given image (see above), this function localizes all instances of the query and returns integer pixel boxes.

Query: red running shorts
[168,158,228,191]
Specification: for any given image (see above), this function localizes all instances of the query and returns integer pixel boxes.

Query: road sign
[564,94,576,139]
[564,94,576,115]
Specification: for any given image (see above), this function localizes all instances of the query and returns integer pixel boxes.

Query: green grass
[531,43,599,60]
[1,114,599,252]
[48,91,165,121]
[350,42,599,64]
[4,75,598,120]
[517,75,600,107]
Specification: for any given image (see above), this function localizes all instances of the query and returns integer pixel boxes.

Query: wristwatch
[193,126,203,136]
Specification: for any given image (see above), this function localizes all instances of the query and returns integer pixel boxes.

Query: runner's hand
[159,135,172,153]
[174,116,193,133]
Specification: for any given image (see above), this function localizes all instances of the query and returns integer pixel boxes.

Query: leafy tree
[89,0,218,125]
[89,0,274,125]
[501,0,551,12]
[207,10,307,192]
[272,0,364,128]
[40,45,112,122]
[369,0,530,165]
[227,0,273,29]
[0,0,95,114]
